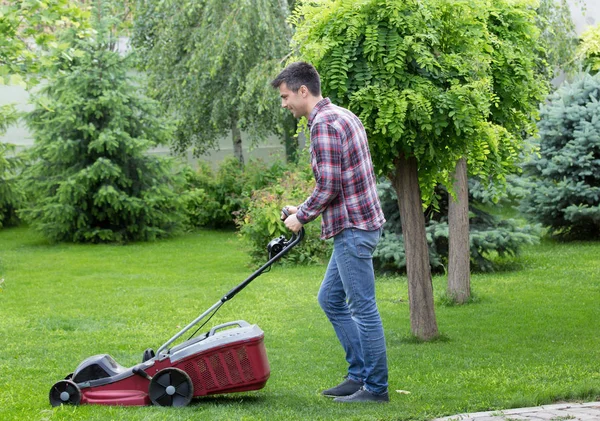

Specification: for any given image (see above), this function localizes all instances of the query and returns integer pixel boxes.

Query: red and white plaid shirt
[296,98,385,239]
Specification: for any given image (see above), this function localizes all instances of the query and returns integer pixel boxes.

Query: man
[271,62,389,403]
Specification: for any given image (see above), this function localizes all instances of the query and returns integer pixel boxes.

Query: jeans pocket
[351,228,379,258]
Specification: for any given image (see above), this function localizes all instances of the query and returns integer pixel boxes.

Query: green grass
[0,227,599,421]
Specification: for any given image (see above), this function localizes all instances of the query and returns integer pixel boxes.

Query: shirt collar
[307,97,331,127]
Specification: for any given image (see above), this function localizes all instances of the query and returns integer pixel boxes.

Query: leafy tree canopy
[0,0,89,87]
[291,0,546,201]
[132,0,294,158]
[535,0,579,78]
[577,24,600,74]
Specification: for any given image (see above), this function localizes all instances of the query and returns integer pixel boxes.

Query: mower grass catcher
[49,222,304,408]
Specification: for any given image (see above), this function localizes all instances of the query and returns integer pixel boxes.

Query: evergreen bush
[374,180,540,272]
[19,29,185,243]
[0,103,23,229]
[521,72,600,239]
[0,143,24,229]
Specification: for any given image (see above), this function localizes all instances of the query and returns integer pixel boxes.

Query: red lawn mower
[49,214,303,407]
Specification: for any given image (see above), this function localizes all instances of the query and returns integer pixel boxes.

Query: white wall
[569,0,600,35]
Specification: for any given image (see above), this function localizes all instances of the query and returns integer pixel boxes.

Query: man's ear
[300,85,309,97]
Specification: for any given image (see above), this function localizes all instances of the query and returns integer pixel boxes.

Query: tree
[19,12,185,243]
[374,180,541,274]
[0,0,88,87]
[0,111,23,228]
[292,0,545,339]
[577,24,600,74]
[535,0,579,79]
[0,0,89,229]
[521,72,600,239]
[447,0,548,303]
[132,0,296,164]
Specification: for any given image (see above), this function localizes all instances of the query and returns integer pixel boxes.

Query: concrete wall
[569,0,600,35]
[0,83,286,166]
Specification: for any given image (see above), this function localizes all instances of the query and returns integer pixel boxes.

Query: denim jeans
[317,227,388,395]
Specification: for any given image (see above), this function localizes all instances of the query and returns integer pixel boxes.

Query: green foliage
[0,143,24,229]
[577,24,600,74]
[132,0,296,157]
[521,72,600,239]
[0,104,23,229]
[535,0,579,78]
[0,0,89,87]
[374,180,541,272]
[182,157,290,229]
[236,155,332,264]
[19,24,185,243]
[292,0,546,199]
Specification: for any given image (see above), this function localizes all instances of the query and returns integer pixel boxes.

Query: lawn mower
[49,213,303,407]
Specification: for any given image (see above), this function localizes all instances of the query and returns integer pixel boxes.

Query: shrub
[0,143,24,229]
[182,157,290,230]
[521,72,600,239]
[19,30,185,243]
[236,155,332,264]
[374,180,540,273]
[577,24,600,74]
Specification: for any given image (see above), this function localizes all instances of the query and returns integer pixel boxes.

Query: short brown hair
[271,61,321,96]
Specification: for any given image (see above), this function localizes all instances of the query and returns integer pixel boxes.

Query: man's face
[278,82,308,119]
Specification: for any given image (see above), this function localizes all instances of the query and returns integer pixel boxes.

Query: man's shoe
[321,378,363,397]
[333,387,389,403]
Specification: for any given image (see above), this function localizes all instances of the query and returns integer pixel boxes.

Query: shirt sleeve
[296,122,342,225]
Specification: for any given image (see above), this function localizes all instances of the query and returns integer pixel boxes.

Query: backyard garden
[1,0,600,420]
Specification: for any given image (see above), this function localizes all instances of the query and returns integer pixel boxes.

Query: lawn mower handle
[155,225,304,358]
[221,227,304,302]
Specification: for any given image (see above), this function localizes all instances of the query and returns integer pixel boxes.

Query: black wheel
[149,367,193,407]
[49,380,81,407]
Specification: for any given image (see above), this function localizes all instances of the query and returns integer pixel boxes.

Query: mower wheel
[149,367,193,407]
[49,380,81,407]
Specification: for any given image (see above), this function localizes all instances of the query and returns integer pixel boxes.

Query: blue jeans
[317,227,388,395]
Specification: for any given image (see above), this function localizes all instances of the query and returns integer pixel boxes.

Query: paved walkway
[432,401,600,420]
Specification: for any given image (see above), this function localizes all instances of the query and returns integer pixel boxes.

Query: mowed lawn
[0,226,599,421]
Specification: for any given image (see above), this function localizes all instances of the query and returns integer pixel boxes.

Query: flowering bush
[236,156,332,264]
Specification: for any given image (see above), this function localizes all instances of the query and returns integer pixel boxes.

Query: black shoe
[321,377,363,397]
[333,387,389,403]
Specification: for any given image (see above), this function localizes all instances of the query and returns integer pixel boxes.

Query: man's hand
[284,213,303,233]
[281,205,298,221]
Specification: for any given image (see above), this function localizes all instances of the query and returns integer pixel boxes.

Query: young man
[271,62,389,403]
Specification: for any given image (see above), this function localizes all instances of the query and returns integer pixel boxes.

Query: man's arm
[295,122,342,225]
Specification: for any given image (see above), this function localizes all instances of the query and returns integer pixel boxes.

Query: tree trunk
[231,121,244,166]
[448,157,471,304]
[391,155,438,340]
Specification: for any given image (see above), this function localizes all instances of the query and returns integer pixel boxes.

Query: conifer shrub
[521,72,600,239]
[0,143,24,229]
[19,30,185,243]
[374,180,540,273]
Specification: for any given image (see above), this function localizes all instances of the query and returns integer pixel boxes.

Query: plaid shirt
[296,98,385,239]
